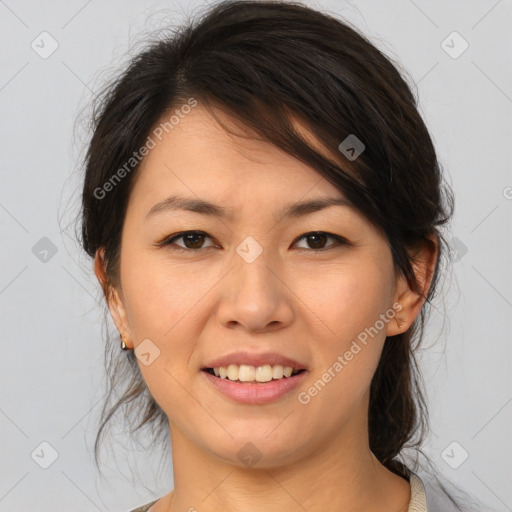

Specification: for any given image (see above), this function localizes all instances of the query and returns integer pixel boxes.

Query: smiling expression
[100,102,408,467]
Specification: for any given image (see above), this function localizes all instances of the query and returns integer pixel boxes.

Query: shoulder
[127,499,159,512]
[408,471,462,512]
[408,473,428,512]
[414,473,464,512]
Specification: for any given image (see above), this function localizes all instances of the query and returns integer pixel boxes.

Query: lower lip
[201,370,308,405]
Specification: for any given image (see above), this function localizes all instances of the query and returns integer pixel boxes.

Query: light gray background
[0,0,511,511]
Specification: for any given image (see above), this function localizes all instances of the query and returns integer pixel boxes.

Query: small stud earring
[120,332,130,351]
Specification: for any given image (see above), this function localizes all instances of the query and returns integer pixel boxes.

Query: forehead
[128,103,353,218]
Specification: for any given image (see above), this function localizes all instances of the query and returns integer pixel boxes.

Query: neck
[163,414,411,512]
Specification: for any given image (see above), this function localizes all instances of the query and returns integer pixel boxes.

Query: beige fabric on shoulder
[408,473,428,512]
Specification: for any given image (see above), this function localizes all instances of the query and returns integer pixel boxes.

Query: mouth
[202,364,307,383]
[201,364,308,404]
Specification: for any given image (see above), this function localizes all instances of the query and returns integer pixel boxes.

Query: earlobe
[94,248,132,348]
[386,235,439,337]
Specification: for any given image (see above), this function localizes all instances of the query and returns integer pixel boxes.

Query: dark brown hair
[78,0,482,508]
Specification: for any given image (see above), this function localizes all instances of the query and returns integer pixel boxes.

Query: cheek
[293,267,390,427]
[118,258,208,414]
[299,258,394,344]
[120,254,208,341]
[294,258,394,403]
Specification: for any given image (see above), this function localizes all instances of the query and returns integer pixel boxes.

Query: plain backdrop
[0,0,511,511]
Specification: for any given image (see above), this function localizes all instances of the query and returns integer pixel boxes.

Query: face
[99,103,417,469]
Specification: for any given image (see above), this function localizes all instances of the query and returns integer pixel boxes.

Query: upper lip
[202,351,307,370]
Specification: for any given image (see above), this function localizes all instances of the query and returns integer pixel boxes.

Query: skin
[95,103,438,512]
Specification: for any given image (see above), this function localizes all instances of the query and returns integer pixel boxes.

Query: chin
[203,427,307,470]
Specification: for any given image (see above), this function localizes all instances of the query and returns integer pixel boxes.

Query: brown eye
[180,232,207,249]
[294,231,347,251]
[160,231,216,251]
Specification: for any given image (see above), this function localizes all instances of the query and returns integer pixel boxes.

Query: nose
[215,250,295,333]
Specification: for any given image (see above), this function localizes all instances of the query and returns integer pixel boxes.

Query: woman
[79,1,485,510]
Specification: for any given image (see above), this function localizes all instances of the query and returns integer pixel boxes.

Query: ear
[386,234,439,337]
[94,248,132,349]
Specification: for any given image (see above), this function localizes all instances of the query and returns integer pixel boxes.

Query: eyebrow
[144,194,353,222]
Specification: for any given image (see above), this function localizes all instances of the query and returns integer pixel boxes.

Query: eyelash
[156,230,350,253]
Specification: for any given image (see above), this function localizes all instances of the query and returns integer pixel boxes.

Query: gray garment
[128,499,158,512]
[423,475,466,512]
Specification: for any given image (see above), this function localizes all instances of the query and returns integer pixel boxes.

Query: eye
[158,231,217,251]
[293,231,348,251]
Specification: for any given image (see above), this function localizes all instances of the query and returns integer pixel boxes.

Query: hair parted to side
[77,0,483,508]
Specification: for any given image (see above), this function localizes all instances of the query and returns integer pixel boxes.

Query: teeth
[272,365,284,379]
[255,365,273,382]
[227,364,239,381]
[238,364,255,382]
[211,364,301,382]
